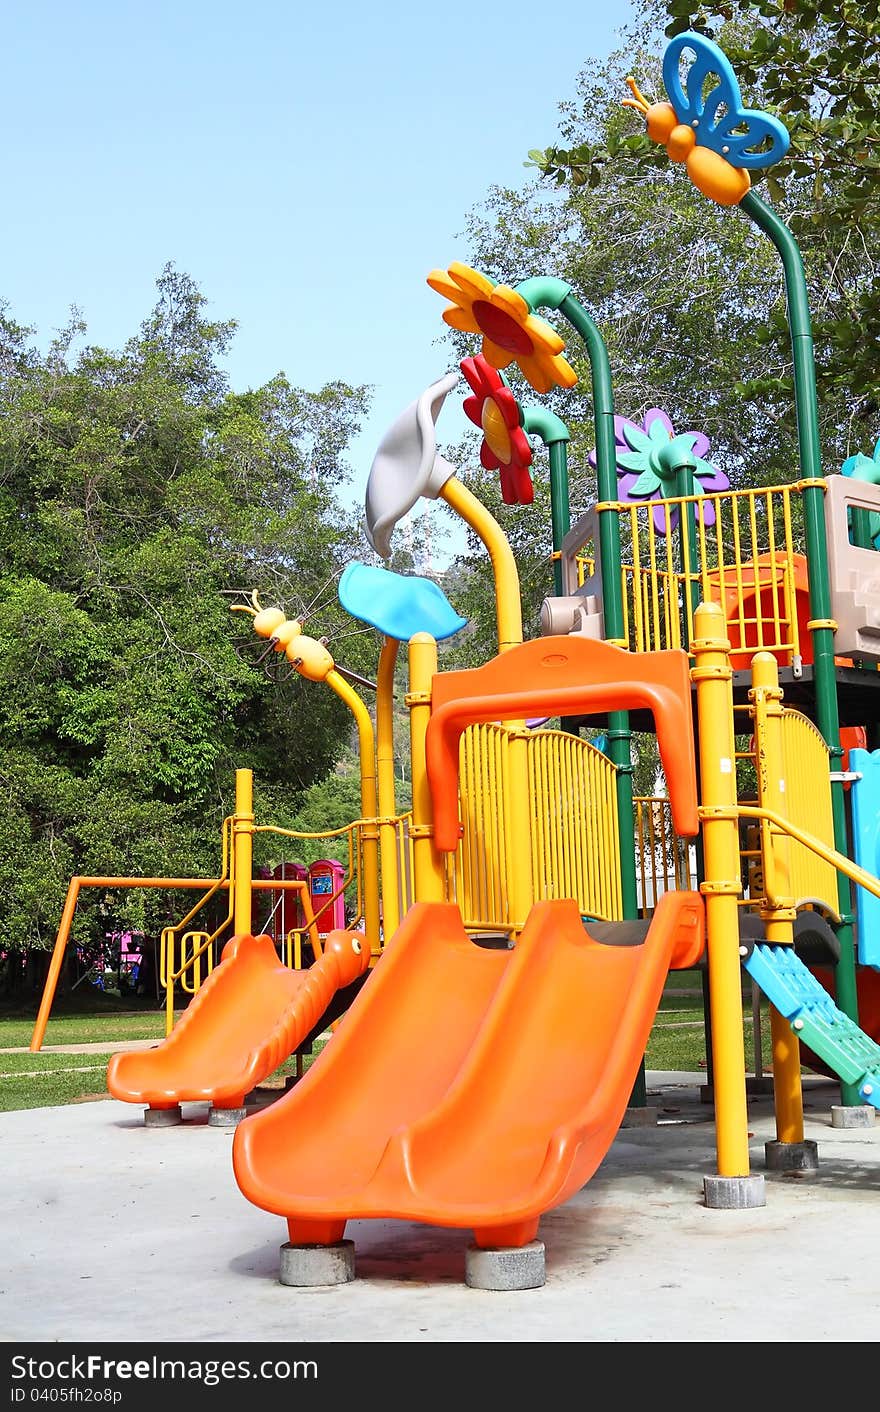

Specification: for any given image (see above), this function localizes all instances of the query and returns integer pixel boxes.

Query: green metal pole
[522,406,570,596]
[516,280,637,917]
[514,278,627,625]
[851,506,874,551]
[656,442,700,644]
[741,190,860,1097]
[518,275,643,1105]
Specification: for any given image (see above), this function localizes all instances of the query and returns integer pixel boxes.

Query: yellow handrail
[732,804,880,903]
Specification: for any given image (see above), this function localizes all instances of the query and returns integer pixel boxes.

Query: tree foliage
[432,0,880,654]
[0,265,373,974]
[424,1,880,798]
[531,0,880,430]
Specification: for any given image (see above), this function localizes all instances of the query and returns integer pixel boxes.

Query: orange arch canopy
[426,635,698,852]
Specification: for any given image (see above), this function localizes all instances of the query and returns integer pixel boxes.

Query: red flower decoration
[460,354,534,505]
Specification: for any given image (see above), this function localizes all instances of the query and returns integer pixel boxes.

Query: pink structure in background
[308,860,346,934]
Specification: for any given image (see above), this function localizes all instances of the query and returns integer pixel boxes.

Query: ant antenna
[335,665,378,692]
[229,588,263,618]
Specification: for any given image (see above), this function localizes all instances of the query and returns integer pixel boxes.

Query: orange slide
[232,889,704,1248]
[107,929,370,1113]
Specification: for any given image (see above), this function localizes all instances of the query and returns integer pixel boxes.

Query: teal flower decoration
[589,408,729,534]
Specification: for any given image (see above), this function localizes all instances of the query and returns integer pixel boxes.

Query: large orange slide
[232,890,704,1247]
[107,929,370,1112]
[232,634,704,1247]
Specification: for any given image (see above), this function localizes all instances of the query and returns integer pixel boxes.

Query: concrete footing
[703,1173,766,1209]
[279,1240,355,1287]
[208,1106,247,1127]
[465,1240,546,1291]
[831,1104,876,1129]
[765,1138,819,1172]
[745,1076,776,1095]
[144,1105,182,1128]
[620,1105,659,1128]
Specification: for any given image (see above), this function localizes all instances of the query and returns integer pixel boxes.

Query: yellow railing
[174,931,214,995]
[254,820,363,945]
[397,813,416,919]
[527,728,623,921]
[452,723,514,931]
[735,696,838,918]
[633,795,693,917]
[257,814,420,958]
[449,724,623,932]
[158,817,368,1021]
[576,484,803,662]
[159,815,236,1021]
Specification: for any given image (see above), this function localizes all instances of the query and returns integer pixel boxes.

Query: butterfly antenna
[622,76,650,116]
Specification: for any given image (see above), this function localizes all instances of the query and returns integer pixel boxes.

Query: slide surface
[232,890,704,1242]
[106,929,369,1109]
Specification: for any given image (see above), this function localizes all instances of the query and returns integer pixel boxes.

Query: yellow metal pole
[440,476,523,654]
[506,728,535,932]
[440,474,533,930]
[233,768,254,936]
[324,668,382,955]
[165,930,177,1037]
[407,633,446,902]
[691,600,752,1177]
[376,636,401,938]
[750,651,804,1145]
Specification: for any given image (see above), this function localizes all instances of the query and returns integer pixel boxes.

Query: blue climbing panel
[742,943,880,1108]
[849,747,880,967]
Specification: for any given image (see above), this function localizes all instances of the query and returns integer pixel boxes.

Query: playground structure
[31,32,880,1291]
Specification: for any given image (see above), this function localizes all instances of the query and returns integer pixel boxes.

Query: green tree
[532,0,880,440]
[0,266,373,989]
[428,0,880,679]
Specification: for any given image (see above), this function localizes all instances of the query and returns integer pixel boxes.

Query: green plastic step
[742,943,880,1108]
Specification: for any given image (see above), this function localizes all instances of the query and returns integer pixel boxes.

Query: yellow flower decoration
[426,261,577,396]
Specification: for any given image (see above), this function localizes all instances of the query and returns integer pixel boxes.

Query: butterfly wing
[663,31,789,169]
[711,106,790,169]
[662,32,744,128]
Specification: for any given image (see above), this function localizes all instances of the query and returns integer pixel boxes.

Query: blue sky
[3,2,632,563]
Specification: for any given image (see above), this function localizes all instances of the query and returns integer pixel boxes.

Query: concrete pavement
[4,1072,879,1343]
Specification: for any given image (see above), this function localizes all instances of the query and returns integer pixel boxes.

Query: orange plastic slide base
[232,890,704,1249]
[106,930,369,1110]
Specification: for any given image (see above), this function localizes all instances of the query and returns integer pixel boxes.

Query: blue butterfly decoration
[663,32,790,169]
[624,31,790,205]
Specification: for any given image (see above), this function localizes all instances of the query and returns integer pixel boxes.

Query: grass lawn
[0,964,778,1114]
[0,979,339,1112]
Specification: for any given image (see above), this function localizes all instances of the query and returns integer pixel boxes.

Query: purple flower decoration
[589,408,730,535]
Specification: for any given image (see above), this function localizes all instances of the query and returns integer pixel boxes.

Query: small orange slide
[106,929,370,1113]
[232,890,704,1248]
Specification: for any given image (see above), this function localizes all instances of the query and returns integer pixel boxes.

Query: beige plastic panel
[558,505,601,595]
[823,474,880,660]
[541,504,605,639]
